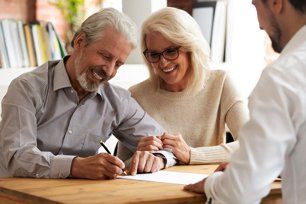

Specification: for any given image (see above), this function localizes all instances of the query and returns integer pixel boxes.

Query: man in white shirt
[184,0,306,203]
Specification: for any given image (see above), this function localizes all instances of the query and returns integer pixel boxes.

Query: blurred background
[0,0,279,99]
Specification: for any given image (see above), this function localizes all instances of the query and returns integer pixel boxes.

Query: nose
[159,55,169,66]
[104,62,117,77]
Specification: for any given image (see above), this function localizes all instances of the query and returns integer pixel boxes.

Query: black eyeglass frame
[143,46,181,63]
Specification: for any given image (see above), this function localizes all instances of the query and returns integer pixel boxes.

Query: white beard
[74,52,100,92]
[77,72,100,92]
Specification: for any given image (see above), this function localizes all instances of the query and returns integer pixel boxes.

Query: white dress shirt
[204,25,306,204]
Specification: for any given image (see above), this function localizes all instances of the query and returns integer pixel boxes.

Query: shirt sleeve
[190,142,239,164]
[114,96,177,168]
[0,79,75,178]
[204,66,300,203]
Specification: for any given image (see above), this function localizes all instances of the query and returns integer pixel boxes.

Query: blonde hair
[141,7,211,93]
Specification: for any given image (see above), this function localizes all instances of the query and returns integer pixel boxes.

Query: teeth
[162,66,176,73]
[92,70,103,80]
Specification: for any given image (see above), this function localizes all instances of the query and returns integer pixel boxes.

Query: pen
[99,140,127,175]
[99,140,111,154]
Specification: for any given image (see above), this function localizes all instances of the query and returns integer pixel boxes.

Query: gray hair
[71,8,137,48]
[141,7,211,93]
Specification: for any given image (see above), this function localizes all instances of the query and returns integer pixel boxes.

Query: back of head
[141,7,210,93]
[71,8,137,49]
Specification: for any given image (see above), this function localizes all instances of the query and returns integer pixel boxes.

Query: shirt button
[70,89,74,93]
[68,130,73,134]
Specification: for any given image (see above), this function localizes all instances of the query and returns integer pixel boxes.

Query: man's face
[252,0,283,53]
[74,27,132,92]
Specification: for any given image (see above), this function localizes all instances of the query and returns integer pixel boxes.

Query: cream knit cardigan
[129,70,249,164]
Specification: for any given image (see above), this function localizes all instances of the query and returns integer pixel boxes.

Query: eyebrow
[99,49,125,65]
[146,45,179,52]
[98,50,113,57]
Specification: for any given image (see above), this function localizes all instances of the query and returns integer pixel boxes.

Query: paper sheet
[118,171,208,185]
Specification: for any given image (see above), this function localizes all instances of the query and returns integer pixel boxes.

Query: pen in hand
[99,140,127,175]
[99,140,112,154]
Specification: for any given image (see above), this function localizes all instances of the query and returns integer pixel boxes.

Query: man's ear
[74,33,86,50]
[270,0,284,14]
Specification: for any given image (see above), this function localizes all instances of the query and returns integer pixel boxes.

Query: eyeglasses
[143,46,181,63]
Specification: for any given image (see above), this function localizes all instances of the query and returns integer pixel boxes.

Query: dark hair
[262,0,306,14]
[262,0,306,13]
[289,0,306,13]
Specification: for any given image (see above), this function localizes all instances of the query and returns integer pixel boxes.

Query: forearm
[189,141,239,164]
[4,147,75,178]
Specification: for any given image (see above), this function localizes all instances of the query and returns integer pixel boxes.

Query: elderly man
[184,0,306,203]
[0,8,175,179]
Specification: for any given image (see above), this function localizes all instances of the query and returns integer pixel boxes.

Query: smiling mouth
[162,65,177,73]
[90,66,110,82]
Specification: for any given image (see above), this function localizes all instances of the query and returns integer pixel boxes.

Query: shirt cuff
[50,155,75,178]
[204,171,224,204]
[154,149,177,168]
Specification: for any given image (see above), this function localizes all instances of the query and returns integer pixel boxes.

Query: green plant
[49,0,85,40]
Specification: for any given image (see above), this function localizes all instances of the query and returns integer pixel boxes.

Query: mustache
[90,65,111,81]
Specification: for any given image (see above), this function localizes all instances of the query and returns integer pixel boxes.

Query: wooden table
[0,165,281,204]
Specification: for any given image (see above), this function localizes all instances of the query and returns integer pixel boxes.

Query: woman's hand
[161,133,191,164]
[137,136,163,151]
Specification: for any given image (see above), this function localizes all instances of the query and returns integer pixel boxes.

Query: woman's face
[144,32,191,92]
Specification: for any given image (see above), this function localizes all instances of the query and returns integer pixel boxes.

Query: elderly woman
[118,7,249,165]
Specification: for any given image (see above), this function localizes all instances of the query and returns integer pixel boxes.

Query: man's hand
[71,153,125,179]
[214,163,229,172]
[129,151,165,175]
[183,178,206,194]
[161,133,191,164]
[137,136,163,151]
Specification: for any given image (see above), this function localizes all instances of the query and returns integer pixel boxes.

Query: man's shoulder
[101,82,132,99]
[267,42,306,81]
[13,61,57,87]
[9,61,59,98]
[11,66,43,91]
[278,42,305,63]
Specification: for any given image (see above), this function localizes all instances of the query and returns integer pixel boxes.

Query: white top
[204,25,306,204]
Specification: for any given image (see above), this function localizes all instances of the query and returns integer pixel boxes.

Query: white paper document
[118,171,208,185]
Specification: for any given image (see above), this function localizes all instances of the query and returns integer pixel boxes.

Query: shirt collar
[96,84,105,98]
[53,56,72,91]
[53,56,104,99]
[281,25,306,56]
